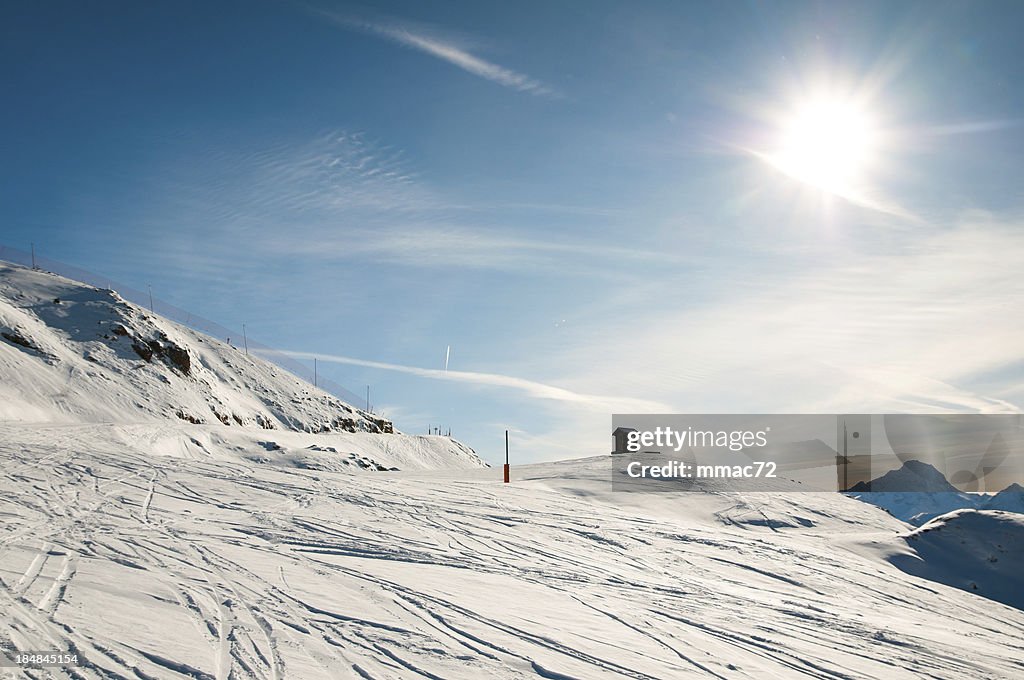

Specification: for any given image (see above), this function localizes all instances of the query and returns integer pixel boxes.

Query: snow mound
[887,509,1024,610]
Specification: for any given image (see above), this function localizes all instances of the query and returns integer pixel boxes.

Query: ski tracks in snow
[1,427,1024,678]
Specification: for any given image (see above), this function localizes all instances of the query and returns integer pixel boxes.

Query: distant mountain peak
[902,459,937,471]
[849,459,958,494]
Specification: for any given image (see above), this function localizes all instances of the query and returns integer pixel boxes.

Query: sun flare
[767,97,878,197]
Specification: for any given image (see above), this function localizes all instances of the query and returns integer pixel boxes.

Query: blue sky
[4,1,1024,463]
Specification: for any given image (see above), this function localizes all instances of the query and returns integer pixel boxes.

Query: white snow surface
[882,509,1024,611]
[2,433,1024,679]
[848,490,977,526]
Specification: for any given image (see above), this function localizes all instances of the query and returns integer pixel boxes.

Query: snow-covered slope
[2,435,1023,679]
[0,262,386,432]
[882,509,1024,610]
[0,262,483,470]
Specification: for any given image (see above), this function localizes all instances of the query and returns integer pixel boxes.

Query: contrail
[314,12,556,97]
[257,349,669,412]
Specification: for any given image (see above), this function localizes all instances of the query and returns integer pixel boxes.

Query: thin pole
[366,385,370,412]
[30,243,36,269]
[314,358,317,387]
[242,324,248,356]
[503,429,510,483]
[148,285,154,314]
[843,421,848,492]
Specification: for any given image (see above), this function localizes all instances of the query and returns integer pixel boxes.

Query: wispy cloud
[913,118,1024,137]
[316,11,556,97]
[138,129,443,229]
[224,130,440,218]
[549,217,1024,416]
[117,128,674,283]
[257,349,669,413]
[483,218,1024,460]
[265,224,697,272]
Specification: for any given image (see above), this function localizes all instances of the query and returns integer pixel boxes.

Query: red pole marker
[504,429,510,483]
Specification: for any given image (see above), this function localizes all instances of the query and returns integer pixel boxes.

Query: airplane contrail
[258,349,670,412]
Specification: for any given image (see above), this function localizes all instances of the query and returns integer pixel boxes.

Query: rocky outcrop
[131,333,191,375]
[2,329,37,351]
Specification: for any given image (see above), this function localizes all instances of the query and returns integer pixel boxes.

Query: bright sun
[767,97,877,198]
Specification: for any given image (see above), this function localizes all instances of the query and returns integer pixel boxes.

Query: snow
[0,261,388,433]
[2,439,1024,679]
[3,261,1024,678]
[885,509,1024,610]
[848,490,977,526]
